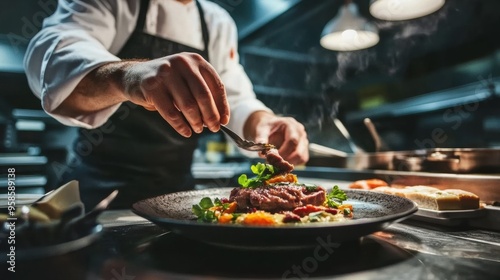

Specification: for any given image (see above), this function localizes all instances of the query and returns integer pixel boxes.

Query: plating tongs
[220,125,275,152]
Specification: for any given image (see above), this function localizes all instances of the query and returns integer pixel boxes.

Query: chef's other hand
[123,52,230,137]
[245,111,309,165]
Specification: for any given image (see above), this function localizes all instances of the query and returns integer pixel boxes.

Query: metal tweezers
[220,125,275,152]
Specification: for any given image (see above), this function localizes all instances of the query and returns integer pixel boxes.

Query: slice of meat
[282,211,301,223]
[262,148,294,174]
[229,184,326,212]
[292,205,339,217]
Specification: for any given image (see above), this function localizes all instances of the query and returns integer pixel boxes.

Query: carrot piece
[218,213,233,224]
[266,174,298,185]
[337,204,353,212]
[349,179,388,189]
[223,202,238,214]
[242,211,276,225]
[337,204,354,218]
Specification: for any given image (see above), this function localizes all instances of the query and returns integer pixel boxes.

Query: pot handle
[426,152,460,163]
[309,143,349,158]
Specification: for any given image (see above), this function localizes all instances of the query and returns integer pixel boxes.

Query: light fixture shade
[321,3,380,51]
[370,0,446,21]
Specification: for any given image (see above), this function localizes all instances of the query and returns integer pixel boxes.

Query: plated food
[349,179,481,211]
[132,182,417,248]
[192,149,353,225]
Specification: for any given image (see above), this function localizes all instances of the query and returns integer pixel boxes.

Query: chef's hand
[244,111,309,165]
[123,52,230,137]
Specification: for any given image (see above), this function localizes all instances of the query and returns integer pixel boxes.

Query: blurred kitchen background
[1,0,500,193]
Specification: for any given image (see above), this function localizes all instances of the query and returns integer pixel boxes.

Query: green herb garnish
[238,162,277,188]
[192,197,217,223]
[192,197,234,222]
[214,198,232,210]
[304,184,319,192]
[326,185,348,208]
[308,211,323,222]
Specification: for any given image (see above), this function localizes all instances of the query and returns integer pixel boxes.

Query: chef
[24,0,309,208]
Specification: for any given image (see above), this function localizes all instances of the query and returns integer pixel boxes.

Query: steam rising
[328,2,451,86]
[335,50,376,82]
[313,3,451,141]
[381,3,450,75]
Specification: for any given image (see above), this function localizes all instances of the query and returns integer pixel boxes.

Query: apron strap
[136,0,151,32]
[195,0,210,61]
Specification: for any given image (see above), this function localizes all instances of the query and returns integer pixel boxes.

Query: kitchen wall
[233,0,500,152]
[0,0,67,193]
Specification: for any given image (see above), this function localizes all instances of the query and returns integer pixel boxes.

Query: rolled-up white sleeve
[23,0,127,128]
[208,6,272,139]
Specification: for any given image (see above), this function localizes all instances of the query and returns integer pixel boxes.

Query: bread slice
[444,189,480,209]
[405,185,441,193]
[404,191,461,210]
[372,186,408,197]
[352,179,482,211]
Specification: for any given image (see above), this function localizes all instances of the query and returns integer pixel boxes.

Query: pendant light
[370,0,446,21]
[320,0,379,52]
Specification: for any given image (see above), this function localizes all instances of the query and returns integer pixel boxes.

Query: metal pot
[392,148,500,173]
[309,144,500,174]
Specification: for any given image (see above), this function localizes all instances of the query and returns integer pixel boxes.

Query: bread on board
[368,185,480,210]
[404,190,462,210]
[372,186,409,197]
[444,189,480,209]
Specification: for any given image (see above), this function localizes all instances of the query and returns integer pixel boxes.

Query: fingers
[198,61,230,125]
[171,53,229,132]
[164,72,205,134]
[281,137,309,165]
[180,66,221,132]
[148,81,193,138]
[133,53,230,137]
[276,124,299,156]
[254,126,271,144]
[269,118,310,165]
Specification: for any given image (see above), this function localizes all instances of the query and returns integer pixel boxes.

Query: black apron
[62,0,210,209]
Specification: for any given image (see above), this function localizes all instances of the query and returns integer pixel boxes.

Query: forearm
[52,60,139,117]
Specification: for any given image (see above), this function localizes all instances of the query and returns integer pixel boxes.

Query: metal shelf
[345,78,499,122]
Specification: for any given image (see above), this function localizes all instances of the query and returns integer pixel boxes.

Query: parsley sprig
[192,197,231,222]
[326,185,348,208]
[237,162,277,188]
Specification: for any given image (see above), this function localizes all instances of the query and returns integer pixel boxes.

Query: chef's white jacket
[24,0,271,139]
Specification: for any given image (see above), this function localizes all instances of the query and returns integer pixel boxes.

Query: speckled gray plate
[132,188,418,249]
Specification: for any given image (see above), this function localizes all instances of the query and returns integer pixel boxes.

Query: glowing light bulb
[342,29,358,41]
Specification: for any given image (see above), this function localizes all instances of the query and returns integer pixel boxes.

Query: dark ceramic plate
[132,188,418,249]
